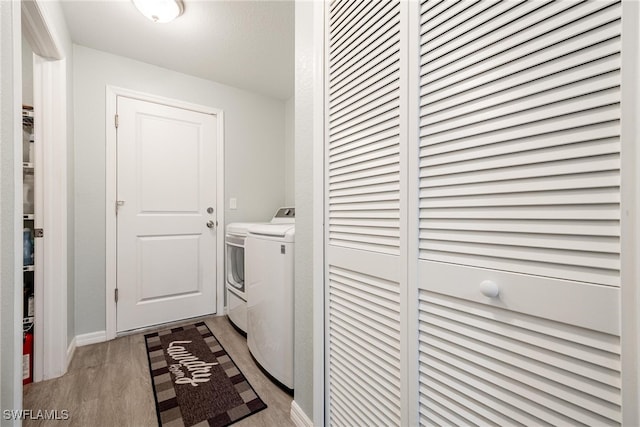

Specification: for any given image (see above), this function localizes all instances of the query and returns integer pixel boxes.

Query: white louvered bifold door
[326,0,407,425]
[416,1,623,425]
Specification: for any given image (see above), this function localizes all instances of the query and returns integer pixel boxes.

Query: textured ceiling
[60,0,294,100]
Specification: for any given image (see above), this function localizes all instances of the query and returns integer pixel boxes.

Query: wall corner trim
[290,400,314,427]
[66,337,76,370]
[75,331,107,347]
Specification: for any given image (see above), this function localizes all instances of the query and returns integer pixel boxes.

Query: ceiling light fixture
[132,0,184,23]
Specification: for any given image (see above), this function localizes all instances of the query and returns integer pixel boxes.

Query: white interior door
[116,96,217,332]
[415,1,623,424]
[324,0,630,425]
[325,0,408,425]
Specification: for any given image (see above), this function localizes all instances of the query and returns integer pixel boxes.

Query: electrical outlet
[230,198,237,210]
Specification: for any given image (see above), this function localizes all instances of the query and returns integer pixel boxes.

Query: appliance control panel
[274,207,295,219]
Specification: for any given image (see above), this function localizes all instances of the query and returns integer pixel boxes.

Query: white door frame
[105,86,225,341]
[22,0,69,382]
[311,0,326,425]
[620,1,640,424]
[2,0,25,416]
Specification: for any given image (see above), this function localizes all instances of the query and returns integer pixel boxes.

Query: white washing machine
[225,222,264,334]
[246,207,295,391]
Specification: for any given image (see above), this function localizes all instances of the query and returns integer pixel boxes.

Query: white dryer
[245,207,295,391]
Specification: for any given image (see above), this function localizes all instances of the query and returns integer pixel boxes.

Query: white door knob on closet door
[480,280,500,298]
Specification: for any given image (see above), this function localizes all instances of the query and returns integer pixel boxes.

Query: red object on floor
[23,332,33,385]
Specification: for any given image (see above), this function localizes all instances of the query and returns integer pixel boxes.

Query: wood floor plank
[23,316,295,427]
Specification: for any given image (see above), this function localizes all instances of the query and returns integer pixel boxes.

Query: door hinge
[115,288,119,303]
[114,114,119,128]
[34,228,44,238]
[115,200,125,214]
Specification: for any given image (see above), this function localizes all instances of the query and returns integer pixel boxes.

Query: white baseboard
[66,336,77,369]
[75,330,107,347]
[290,400,314,427]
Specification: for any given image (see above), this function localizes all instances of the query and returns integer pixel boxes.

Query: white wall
[285,96,295,206]
[73,45,287,335]
[0,1,24,420]
[293,0,316,420]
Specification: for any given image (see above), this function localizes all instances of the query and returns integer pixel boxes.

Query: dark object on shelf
[23,332,33,385]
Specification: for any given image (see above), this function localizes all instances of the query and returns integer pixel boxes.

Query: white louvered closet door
[416,1,623,425]
[326,0,407,425]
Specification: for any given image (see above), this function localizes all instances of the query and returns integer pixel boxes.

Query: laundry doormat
[144,322,267,427]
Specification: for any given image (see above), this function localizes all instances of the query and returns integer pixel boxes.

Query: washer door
[226,235,245,296]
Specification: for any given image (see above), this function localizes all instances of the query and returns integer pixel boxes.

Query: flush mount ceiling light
[132,0,184,23]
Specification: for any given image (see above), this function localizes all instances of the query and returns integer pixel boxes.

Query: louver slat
[422,2,615,80]
[419,0,622,287]
[419,291,622,426]
[329,0,401,256]
[421,26,620,103]
[328,266,401,426]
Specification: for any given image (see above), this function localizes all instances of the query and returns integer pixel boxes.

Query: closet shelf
[22,106,34,127]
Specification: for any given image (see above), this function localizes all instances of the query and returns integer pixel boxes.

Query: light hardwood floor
[23,316,295,427]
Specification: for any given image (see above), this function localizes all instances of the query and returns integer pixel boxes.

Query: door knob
[480,280,500,298]
[206,220,215,229]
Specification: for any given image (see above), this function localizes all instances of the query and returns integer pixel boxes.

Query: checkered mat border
[144,322,267,427]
